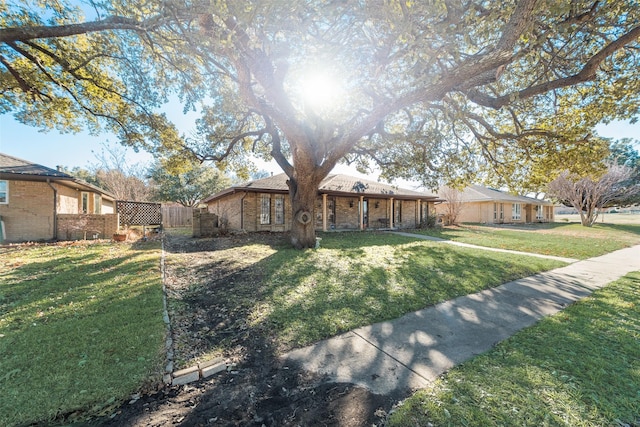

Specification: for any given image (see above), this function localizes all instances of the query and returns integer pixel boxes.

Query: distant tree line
[64,144,234,207]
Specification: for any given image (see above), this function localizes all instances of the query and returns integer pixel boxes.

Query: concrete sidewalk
[390,231,579,263]
[282,244,640,395]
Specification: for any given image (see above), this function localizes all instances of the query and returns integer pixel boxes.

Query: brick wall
[193,210,219,237]
[0,179,119,242]
[204,191,435,233]
[57,184,79,213]
[0,180,55,242]
[57,213,118,241]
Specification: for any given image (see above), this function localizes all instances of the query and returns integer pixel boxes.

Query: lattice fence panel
[116,201,162,226]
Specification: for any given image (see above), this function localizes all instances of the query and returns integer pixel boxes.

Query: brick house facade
[203,173,441,233]
[435,184,555,225]
[0,153,117,242]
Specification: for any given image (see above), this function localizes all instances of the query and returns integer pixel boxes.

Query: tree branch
[467,25,640,109]
[0,16,166,43]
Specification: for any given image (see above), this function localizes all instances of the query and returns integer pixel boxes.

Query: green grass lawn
[0,241,166,426]
[413,222,640,259]
[4,224,637,425]
[388,271,640,427]
[194,232,566,353]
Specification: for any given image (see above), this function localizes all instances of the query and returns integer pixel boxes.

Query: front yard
[165,231,565,367]
[1,221,638,426]
[0,241,166,426]
[414,222,640,259]
[388,271,640,426]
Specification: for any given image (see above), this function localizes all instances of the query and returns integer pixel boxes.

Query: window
[81,192,89,213]
[495,203,504,221]
[274,195,285,224]
[512,203,521,220]
[93,194,102,214]
[0,180,7,204]
[327,197,336,227]
[259,194,271,224]
[536,205,544,220]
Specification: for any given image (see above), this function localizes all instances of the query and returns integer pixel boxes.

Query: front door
[361,199,369,228]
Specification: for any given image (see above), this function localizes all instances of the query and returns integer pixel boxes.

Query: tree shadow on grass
[99,232,565,427]
[0,245,165,427]
[595,222,640,235]
[387,272,640,426]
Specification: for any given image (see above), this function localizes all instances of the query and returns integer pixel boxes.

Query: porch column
[389,197,394,229]
[359,195,365,230]
[322,194,328,232]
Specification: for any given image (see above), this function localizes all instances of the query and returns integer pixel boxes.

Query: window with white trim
[0,180,7,204]
[536,205,544,220]
[512,203,521,220]
[93,194,102,214]
[259,194,271,224]
[81,192,89,213]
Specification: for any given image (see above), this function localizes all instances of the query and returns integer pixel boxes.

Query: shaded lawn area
[0,242,166,427]
[413,222,640,259]
[388,271,640,427]
[169,231,566,366]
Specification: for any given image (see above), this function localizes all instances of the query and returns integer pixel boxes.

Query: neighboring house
[435,184,554,224]
[203,173,441,232]
[0,153,117,242]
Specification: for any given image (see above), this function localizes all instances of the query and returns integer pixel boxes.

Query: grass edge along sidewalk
[388,271,640,427]
[412,222,640,260]
[0,241,166,427]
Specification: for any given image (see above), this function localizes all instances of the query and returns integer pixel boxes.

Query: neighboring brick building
[435,184,555,224]
[0,153,117,242]
[202,173,441,233]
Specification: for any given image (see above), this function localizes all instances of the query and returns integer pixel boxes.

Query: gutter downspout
[46,179,58,240]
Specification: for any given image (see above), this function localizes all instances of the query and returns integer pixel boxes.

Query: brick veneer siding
[205,191,436,233]
[193,210,219,237]
[0,179,116,242]
[57,184,79,213]
[57,213,119,240]
[0,180,56,242]
[435,201,554,224]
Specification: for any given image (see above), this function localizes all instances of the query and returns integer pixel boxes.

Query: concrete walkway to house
[282,243,640,395]
[390,231,579,263]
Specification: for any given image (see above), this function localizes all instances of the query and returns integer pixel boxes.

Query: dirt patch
[99,232,405,426]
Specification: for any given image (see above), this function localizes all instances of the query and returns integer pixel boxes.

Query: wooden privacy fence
[162,205,193,228]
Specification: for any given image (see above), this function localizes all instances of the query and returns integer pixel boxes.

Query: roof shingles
[0,152,115,199]
[205,173,439,202]
[0,153,73,178]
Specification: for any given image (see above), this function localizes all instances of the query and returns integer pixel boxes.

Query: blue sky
[1,112,638,174]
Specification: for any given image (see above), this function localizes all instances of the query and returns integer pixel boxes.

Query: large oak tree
[2,0,639,247]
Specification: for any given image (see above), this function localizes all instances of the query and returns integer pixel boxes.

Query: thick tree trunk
[287,173,323,249]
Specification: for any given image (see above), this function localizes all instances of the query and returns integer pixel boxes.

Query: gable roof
[0,152,116,199]
[0,152,75,179]
[204,173,440,202]
[440,184,552,205]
